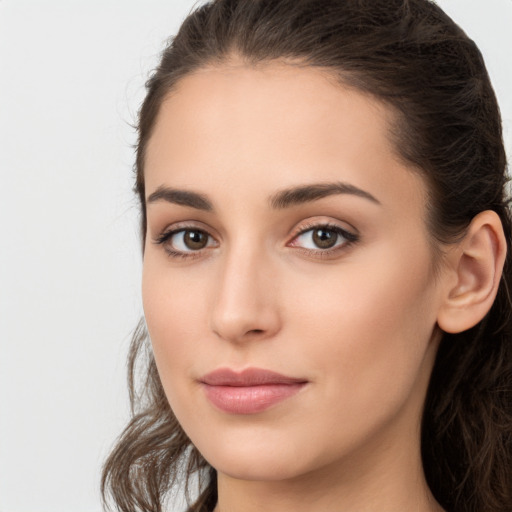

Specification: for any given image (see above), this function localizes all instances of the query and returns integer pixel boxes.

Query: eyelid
[290,218,358,241]
[152,220,219,243]
[156,228,217,247]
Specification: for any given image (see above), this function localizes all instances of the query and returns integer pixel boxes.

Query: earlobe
[437,210,507,334]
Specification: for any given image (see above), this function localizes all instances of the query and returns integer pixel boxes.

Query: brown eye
[183,230,209,250]
[158,228,216,255]
[291,224,358,253]
[312,228,338,249]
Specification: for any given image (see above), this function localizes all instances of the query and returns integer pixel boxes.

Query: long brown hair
[102,1,512,511]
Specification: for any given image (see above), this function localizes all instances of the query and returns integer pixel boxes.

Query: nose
[210,244,281,344]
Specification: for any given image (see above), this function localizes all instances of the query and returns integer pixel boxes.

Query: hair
[101,1,512,511]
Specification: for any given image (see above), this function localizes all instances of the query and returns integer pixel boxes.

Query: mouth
[199,367,308,415]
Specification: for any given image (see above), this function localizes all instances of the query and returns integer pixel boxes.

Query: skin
[141,61,452,512]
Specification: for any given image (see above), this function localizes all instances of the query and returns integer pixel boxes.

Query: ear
[437,210,507,334]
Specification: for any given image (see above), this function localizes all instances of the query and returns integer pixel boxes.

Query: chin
[210,453,306,482]
[192,427,332,483]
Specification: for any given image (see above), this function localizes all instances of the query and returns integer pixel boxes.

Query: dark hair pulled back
[102,1,512,511]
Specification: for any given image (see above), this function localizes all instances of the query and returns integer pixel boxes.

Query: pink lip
[199,368,308,414]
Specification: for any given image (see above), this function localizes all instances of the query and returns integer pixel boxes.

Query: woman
[102,0,512,511]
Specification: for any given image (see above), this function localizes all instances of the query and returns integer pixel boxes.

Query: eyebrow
[147,186,213,211]
[146,181,380,212]
[269,181,381,209]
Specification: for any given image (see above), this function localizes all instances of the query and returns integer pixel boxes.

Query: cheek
[142,257,209,379]
[284,239,438,413]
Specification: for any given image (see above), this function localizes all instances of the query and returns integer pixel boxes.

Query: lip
[199,367,308,414]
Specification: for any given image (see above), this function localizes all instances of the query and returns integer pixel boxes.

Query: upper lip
[200,367,308,386]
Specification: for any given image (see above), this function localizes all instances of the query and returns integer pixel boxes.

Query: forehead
[144,61,427,217]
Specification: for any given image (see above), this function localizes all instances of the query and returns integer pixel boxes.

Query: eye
[290,224,358,252]
[154,227,218,258]
[173,229,211,251]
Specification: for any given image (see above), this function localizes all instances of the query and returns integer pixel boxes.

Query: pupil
[313,229,337,249]
[185,230,207,250]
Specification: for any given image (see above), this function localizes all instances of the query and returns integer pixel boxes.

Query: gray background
[1,1,511,511]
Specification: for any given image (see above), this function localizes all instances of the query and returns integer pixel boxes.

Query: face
[142,61,446,484]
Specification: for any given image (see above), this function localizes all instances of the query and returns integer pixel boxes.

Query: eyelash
[153,222,359,260]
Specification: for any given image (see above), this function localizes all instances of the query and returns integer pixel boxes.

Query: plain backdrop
[0,1,511,511]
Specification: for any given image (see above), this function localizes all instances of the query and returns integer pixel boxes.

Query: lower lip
[201,383,306,414]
